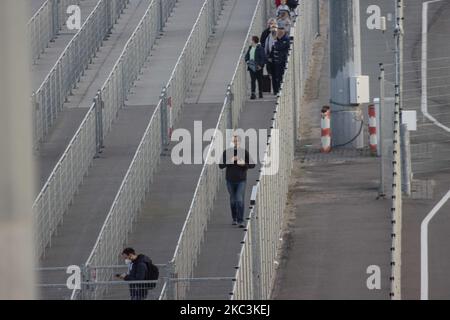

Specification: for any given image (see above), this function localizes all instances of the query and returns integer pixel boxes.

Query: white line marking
[420,0,447,301]
[421,190,450,300]
[421,0,450,133]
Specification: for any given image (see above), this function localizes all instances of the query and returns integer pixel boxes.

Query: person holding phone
[219,135,256,228]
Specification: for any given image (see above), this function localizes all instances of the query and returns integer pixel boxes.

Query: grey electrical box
[350,76,370,104]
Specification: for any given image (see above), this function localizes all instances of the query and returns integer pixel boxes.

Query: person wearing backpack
[118,248,159,300]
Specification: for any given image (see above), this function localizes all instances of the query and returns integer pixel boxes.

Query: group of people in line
[221,0,299,229]
[245,0,298,99]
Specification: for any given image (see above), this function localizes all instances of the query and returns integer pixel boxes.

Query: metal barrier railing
[31,0,128,149]
[37,265,167,300]
[34,0,176,261]
[231,1,320,300]
[28,0,79,64]
[161,0,270,301]
[231,27,296,302]
[79,0,224,301]
[28,0,54,64]
[37,265,233,300]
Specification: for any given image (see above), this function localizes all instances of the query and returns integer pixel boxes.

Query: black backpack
[287,0,299,9]
[144,259,159,289]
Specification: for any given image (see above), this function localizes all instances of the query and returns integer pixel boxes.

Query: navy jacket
[245,44,266,71]
[125,254,151,281]
[273,34,290,66]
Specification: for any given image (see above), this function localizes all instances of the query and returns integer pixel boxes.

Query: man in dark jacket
[272,25,291,95]
[118,248,153,300]
[219,135,256,228]
[245,36,266,99]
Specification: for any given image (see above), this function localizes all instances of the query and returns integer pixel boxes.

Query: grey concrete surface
[272,154,391,300]
[359,0,396,102]
[35,0,152,188]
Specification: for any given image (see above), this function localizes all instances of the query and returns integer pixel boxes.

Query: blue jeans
[226,180,246,223]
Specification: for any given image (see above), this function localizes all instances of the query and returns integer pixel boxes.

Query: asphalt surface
[343,0,450,300]
[399,0,450,300]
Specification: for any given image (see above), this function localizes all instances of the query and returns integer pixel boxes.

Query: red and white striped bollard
[321,106,331,153]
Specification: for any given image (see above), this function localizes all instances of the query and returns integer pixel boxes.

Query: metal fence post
[401,123,412,196]
[379,64,386,198]
[94,91,104,156]
[32,93,39,150]
[80,265,91,300]
[226,86,233,130]
[165,261,177,300]
[316,0,321,37]
[160,88,170,152]
[159,0,164,32]
[250,186,261,300]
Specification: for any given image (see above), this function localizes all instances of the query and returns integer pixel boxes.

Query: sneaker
[250,94,256,100]
[259,93,263,99]
[238,223,245,228]
[232,221,238,226]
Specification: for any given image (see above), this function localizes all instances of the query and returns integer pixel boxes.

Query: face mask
[125,259,132,265]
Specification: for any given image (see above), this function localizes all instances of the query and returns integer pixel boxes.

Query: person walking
[219,135,255,228]
[245,36,266,100]
[272,25,290,95]
[117,248,158,300]
[264,23,278,93]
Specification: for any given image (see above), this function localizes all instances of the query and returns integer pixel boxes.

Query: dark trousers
[226,180,246,223]
[273,62,286,95]
[266,62,277,94]
[130,288,148,300]
[249,69,263,95]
